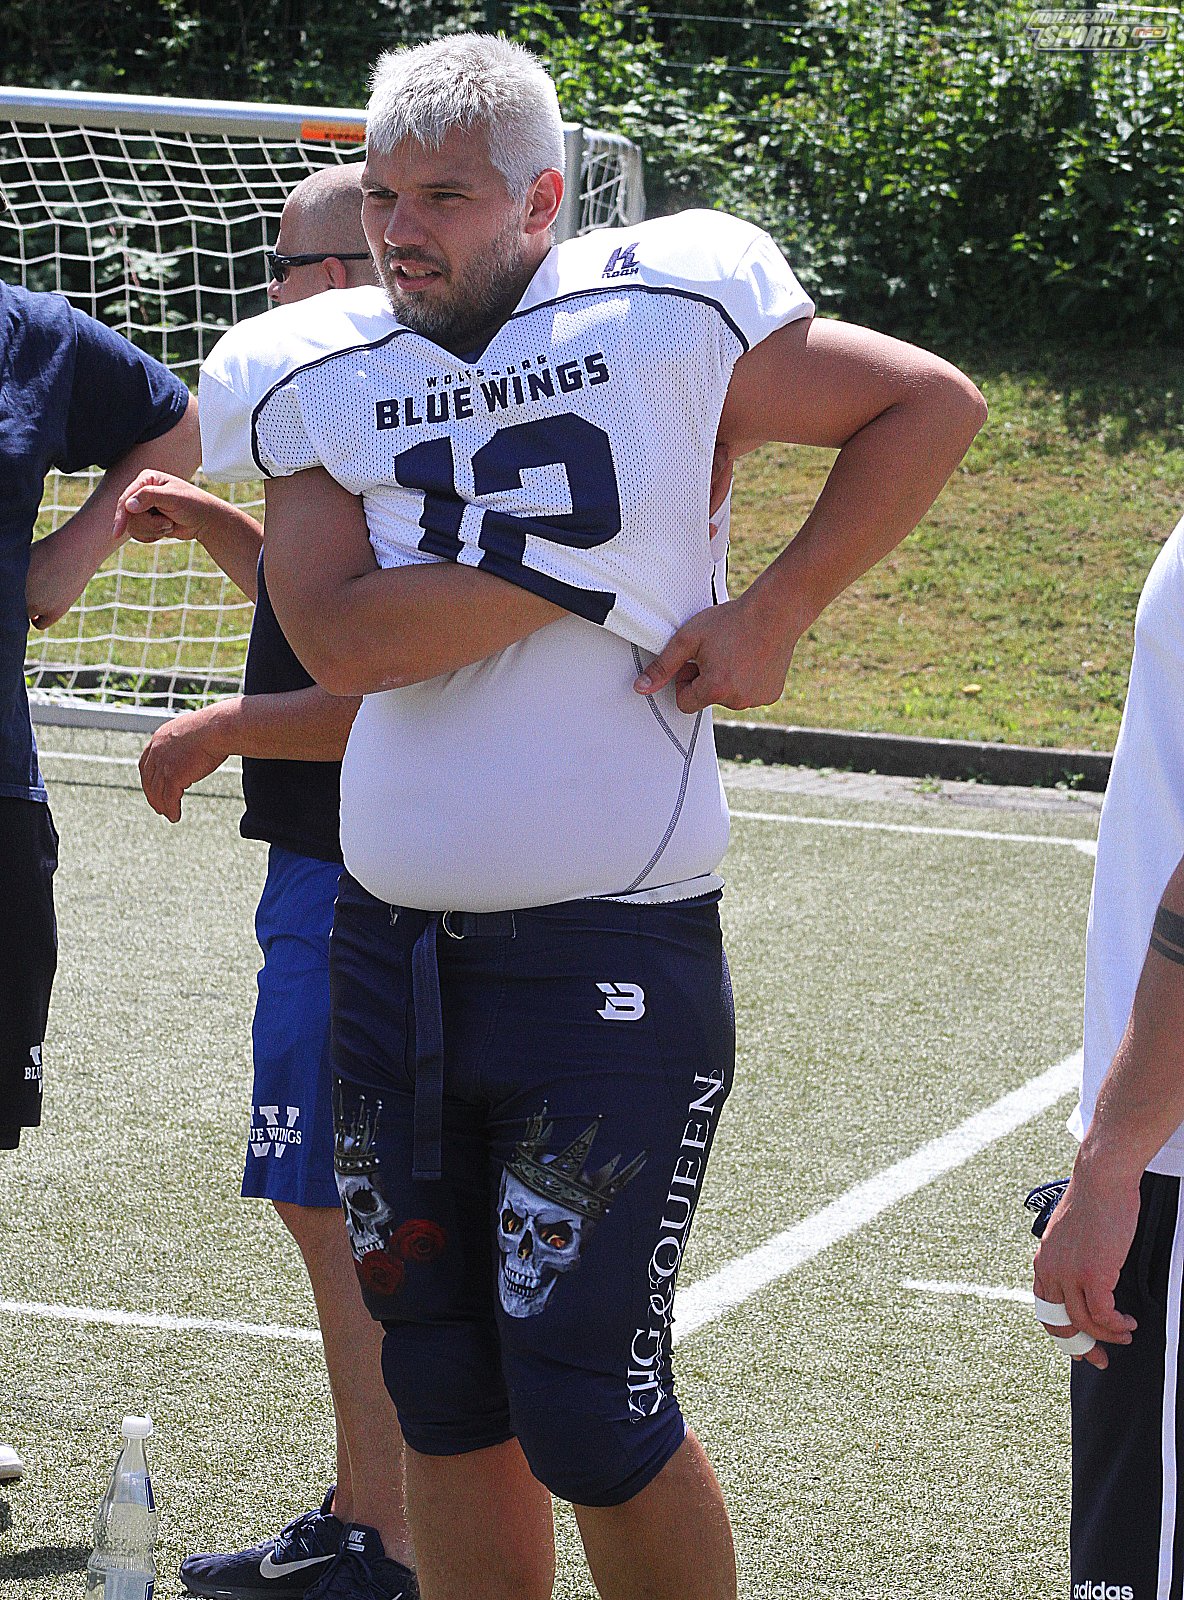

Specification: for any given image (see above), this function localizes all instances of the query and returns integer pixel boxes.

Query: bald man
[117,167,418,1600]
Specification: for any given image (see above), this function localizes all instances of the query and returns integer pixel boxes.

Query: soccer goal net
[4,86,645,726]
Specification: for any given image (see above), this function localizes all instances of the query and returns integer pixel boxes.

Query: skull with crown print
[496,1113,646,1318]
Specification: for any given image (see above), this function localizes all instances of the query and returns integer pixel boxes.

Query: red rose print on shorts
[391,1219,447,1263]
[356,1250,405,1296]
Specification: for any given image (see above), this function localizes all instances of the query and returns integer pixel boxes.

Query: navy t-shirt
[239,551,343,865]
[1,282,191,801]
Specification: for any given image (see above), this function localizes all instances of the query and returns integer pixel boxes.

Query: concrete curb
[714,719,1112,792]
[29,696,1113,793]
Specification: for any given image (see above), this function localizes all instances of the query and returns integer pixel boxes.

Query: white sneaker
[0,1443,25,1481]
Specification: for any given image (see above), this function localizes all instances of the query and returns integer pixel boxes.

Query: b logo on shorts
[596,982,645,1020]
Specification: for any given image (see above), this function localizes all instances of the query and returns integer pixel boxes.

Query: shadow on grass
[0,1537,91,1581]
[955,339,1184,452]
[1048,350,1184,451]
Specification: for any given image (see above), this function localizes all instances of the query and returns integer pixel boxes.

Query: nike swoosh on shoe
[258,1553,337,1580]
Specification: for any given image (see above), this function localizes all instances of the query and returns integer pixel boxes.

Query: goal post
[2,85,645,724]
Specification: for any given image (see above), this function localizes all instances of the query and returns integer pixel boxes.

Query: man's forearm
[201,686,359,761]
[139,683,359,823]
[263,470,563,697]
[304,562,564,695]
[193,498,263,600]
[27,399,201,629]
[1029,861,1184,1364]
[1077,855,1184,1189]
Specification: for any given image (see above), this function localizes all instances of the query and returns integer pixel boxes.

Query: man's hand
[1033,1164,1139,1371]
[114,469,218,544]
[139,704,233,823]
[634,587,800,715]
[114,471,262,600]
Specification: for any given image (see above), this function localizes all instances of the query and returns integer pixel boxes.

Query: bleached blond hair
[367,33,565,202]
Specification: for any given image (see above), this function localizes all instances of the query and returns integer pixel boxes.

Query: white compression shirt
[341,614,729,911]
[1072,514,1184,1173]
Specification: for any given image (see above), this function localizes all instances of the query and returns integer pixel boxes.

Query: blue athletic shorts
[329,871,735,1507]
[242,845,342,1208]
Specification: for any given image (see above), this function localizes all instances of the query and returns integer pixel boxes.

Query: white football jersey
[200,209,813,909]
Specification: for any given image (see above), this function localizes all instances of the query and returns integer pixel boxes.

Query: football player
[199,33,986,1600]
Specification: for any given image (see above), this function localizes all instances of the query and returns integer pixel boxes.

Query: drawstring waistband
[407,909,516,1181]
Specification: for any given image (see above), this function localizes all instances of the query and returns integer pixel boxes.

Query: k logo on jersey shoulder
[597,982,646,1020]
[602,243,640,280]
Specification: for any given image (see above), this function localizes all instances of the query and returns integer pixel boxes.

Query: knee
[512,1397,687,1507]
[272,1198,344,1252]
[382,1320,514,1455]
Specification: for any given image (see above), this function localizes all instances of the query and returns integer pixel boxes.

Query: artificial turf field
[1,726,1105,1599]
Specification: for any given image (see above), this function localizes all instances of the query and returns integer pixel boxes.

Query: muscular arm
[1033,850,1184,1368]
[139,686,359,823]
[263,468,564,697]
[26,397,201,629]
[639,318,987,712]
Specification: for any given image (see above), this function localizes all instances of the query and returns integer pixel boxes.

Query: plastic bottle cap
[120,1416,154,1440]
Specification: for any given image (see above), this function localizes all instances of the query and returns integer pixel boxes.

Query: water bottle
[84,1416,158,1600]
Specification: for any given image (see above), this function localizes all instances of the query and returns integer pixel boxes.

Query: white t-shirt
[200,209,813,910]
[1072,514,1184,1173]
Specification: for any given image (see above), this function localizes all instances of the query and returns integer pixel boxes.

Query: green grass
[1,732,1097,1599]
[27,480,255,699]
[28,340,1183,744]
[729,341,1184,750]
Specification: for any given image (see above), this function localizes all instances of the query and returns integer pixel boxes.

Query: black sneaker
[303,1524,418,1600]
[180,1486,344,1599]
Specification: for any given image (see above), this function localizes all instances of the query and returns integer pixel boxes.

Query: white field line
[672,1050,1081,1342]
[2,1058,1080,1350]
[730,808,1098,858]
[40,750,140,766]
[39,753,1097,854]
[39,749,243,775]
[904,1279,1032,1305]
[0,1297,320,1344]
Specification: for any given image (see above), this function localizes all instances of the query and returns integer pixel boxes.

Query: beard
[378,213,536,353]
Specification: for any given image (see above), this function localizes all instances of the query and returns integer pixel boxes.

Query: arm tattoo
[1150,904,1184,967]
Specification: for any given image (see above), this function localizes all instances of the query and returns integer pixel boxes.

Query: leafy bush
[518,0,1184,344]
[3,0,1180,343]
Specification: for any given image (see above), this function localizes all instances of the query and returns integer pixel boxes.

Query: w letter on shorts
[242,846,342,1208]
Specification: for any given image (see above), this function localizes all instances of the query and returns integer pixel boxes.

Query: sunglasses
[266,249,371,283]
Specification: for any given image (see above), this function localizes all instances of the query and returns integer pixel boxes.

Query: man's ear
[524,169,563,237]
[325,256,350,290]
